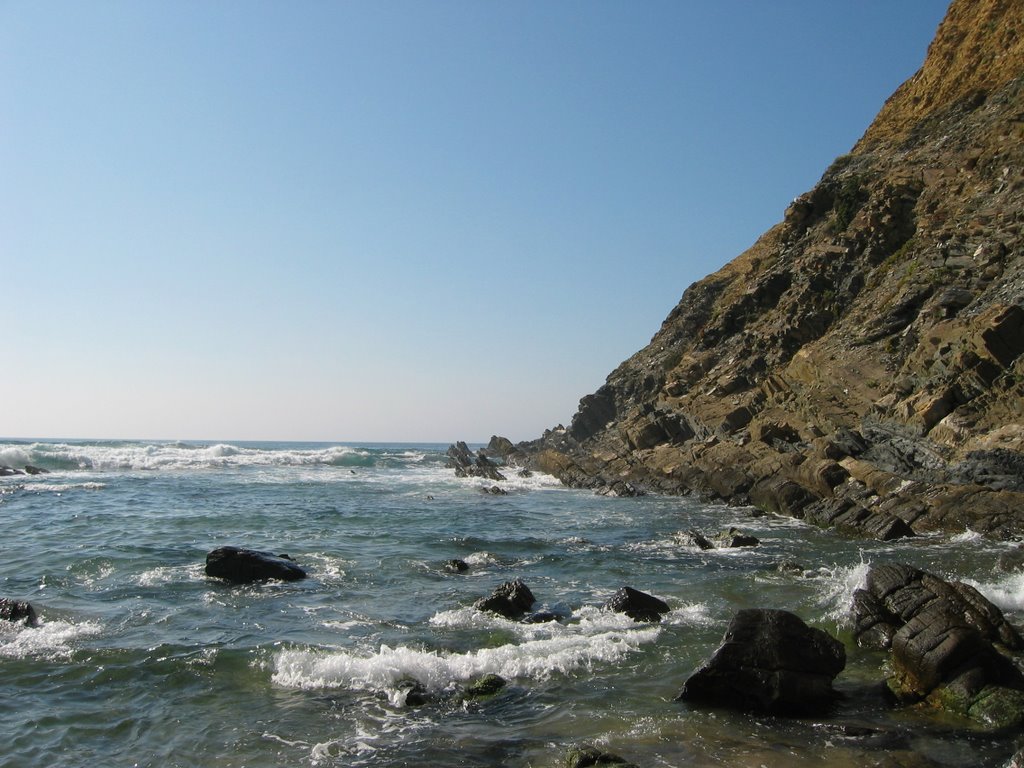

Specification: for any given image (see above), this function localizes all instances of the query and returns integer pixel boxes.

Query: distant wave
[0,440,436,473]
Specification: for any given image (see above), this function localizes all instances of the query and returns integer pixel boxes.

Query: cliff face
[521,0,1024,539]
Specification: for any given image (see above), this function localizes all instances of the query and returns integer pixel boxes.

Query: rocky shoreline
[481,0,1024,543]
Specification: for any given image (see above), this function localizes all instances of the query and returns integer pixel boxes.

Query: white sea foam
[136,563,205,587]
[273,624,660,698]
[965,571,1024,614]
[813,559,873,625]
[0,618,103,660]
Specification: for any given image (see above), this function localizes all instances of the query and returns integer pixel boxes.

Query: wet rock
[776,560,806,576]
[564,744,638,768]
[204,546,308,583]
[464,674,507,699]
[522,611,561,624]
[675,529,714,550]
[677,608,846,715]
[713,527,760,548]
[474,579,535,619]
[398,679,430,707]
[24,465,48,475]
[603,586,670,622]
[480,485,508,495]
[851,562,1024,727]
[0,465,24,476]
[444,559,469,573]
[0,599,38,627]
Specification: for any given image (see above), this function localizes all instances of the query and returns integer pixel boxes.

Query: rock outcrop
[474,579,536,619]
[204,546,308,583]
[852,562,1024,727]
[513,0,1024,541]
[446,441,506,482]
[677,608,846,715]
[602,586,670,622]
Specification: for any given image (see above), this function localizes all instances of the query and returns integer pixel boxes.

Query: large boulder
[0,599,38,627]
[474,579,535,619]
[851,563,1024,727]
[677,608,846,715]
[603,586,670,622]
[204,546,307,583]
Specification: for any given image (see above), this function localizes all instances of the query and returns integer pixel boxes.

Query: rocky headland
[499,0,1024,542]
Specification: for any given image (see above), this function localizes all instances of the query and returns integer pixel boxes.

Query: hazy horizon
[3,2,949,443]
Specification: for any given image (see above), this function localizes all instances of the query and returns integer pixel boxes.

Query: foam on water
[815,560,873,626]
[0,440,436,473]
[272,624,661,698]
[0,618,104,660]
[966,570,1024,613]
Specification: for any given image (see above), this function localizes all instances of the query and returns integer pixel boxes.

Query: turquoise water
[1,439,1022,767]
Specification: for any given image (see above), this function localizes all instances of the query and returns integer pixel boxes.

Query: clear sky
[2,1,949,444]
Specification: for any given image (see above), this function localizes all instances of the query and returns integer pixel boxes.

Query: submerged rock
[474,579,536,619]
[24,465,48,475]
[603,586,670,622]
[464,674,507,699]
[677,608,845,715]
[0,599,38,627]
[204,546,307,583]
[713,526,760,548]
[563,744,638,768]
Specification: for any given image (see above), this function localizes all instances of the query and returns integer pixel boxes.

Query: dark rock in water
[0,465,24,476]
[595,481,644,497]
[464,673,507,699]
[603,586,670,622]
[481,485,508,495]
[444,559,470,573]
[776,560,806,576]
[446,441,506,482]
[475,579,536,619]
[676,529,714,550]
[24,465,49,475]
[205,546,307,583]
[398,679,430,707]
[851,562,1024,727]
[714,526,760,548]
[563,744,638,768]
[0,599,38,627]
[677,608,846,715]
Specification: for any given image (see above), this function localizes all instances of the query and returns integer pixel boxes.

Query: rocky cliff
[515,0,1024,540]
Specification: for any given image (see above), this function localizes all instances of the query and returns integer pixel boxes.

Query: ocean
[1,439,1021,767]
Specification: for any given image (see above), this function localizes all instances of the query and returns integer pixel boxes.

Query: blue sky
[2,1,948,443]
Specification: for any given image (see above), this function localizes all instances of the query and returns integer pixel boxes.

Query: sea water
[1,439,1021,768]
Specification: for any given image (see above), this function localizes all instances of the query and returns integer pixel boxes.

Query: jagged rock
[446,441,506,482]
[204,546,307,583]
[0,599,38,627]
[444,559,469,573]
[0,465,24,476]
[677,608,845,715]
[474,579,535,619]
[563,744,638,768]
[851,562,1024,727]
[464,674,507,699]
[23,465,48,475]
[603,586,669,622]
[480,485,508,495]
